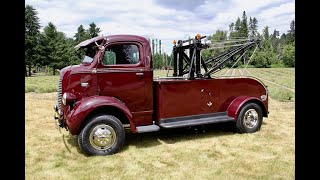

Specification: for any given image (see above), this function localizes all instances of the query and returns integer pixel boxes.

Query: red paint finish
[96,40,153,126]
[59,35,154,134]
[227,96,267,120]
[57,34,268,135]
[154,77,268,122]
[65,96,134,135]
[97,68,147,125]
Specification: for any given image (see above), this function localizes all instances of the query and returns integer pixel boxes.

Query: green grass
[263,81,294,102]
[246,68,295,89]
[154,70,170,77]
[209,68,295,102]
[25,74,59,93]
[25,93,295,179]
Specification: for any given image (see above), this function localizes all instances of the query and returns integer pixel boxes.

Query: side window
[103,44,140,65]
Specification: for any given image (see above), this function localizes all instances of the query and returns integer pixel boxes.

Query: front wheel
[78,114,125,156]
[235,102,263,133]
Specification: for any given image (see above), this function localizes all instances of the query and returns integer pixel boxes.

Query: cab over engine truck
[54,34,268,156]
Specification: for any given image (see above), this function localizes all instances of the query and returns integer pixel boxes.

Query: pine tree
[229,22,234,32]
[263,26,269,40]
[74,25,89,44]
[152,39,155,56]
[159,40,161,55]
[74,25,89,61]
[235,17,241,31]
[282,43,295,67]
[240,11,248,37]
[271,29,280,53]
[156,39,158,54]
[249,17,258,37]
[286,20,295,44]
[25,4,41,76]
[87,22,101,38]
[230,17,241,38]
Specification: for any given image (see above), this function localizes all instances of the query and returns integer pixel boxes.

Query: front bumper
[54,105,65,129]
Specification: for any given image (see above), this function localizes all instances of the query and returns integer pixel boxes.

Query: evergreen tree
[240,11,248,37]
[152,39,155,56]
[87,22,101,38]
[286,20,295,44]
[270,29,280,53]
[74,25,89,44]
[156,39,158,54]
[25,5,41,76]
[249,17,258,37]
[235,17,241,31]
[159,40,161,55]
[282,43,295,67]
[42,22,59,75]
[263,26,269,40]
[229,17,241,38]
[74,25,89,61]
[42,22,77,75]
[229,22,234,32]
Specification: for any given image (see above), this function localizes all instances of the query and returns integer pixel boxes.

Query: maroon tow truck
[54,34,268,156]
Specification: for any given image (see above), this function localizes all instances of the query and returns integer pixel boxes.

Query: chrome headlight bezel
[62,93,67,105]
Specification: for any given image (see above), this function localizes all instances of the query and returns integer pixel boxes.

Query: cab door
[97,42,148,126]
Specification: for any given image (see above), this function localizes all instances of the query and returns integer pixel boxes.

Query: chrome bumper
[54,105,64,131]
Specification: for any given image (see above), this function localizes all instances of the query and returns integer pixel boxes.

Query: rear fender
[227,96,267,121]
[66,96,135,135]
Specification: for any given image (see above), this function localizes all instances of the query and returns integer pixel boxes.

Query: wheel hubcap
[243,109,258,129]
[89,124,116,150]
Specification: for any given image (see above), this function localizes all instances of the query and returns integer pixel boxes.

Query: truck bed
[153,76,267,122]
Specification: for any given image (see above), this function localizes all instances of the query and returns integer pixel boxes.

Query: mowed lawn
[25,93,294,179]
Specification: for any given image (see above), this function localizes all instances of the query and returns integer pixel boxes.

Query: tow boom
[171,34,261,79]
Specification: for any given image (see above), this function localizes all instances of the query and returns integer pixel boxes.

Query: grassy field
[25,75,59,93]
[211,68,295,102]
[25,93,295,179]
[25,68,295,102]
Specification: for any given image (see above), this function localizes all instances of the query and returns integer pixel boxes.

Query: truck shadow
[123,122,236,150]
[66,122,240,154]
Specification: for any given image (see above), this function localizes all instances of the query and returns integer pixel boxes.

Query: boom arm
[171,35,261,79]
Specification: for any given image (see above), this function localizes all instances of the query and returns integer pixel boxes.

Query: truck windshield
[81,45,97,64]
[82,55,93,63]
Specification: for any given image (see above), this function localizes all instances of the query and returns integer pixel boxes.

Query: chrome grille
[57,73,63,111]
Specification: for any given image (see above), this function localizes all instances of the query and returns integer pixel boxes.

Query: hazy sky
[26,0,295,54]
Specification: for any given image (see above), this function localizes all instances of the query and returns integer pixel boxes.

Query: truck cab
[54,34,268,156]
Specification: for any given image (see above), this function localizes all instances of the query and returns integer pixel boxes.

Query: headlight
[62,92,77,106]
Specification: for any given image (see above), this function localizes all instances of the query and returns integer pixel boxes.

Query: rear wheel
[236,102,263,133]
[78,114,125,156]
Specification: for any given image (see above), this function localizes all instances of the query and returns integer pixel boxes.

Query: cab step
[136,125,160,133]
[159,112,234,129]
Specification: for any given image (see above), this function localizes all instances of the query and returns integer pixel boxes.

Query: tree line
[25,5,101,76]
[202,11,295,68]
[25,5,294,77]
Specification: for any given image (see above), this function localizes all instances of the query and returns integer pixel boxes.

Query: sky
[26,0,295,54]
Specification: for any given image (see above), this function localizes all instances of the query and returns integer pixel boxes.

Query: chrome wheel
[243,109,258,129]
[89,124,116,150]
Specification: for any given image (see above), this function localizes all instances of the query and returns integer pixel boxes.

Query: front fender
[227,96,267,121]
[66,96,133,135]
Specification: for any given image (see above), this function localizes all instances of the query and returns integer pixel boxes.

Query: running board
[159,112,234,129]
[136,125,160,133]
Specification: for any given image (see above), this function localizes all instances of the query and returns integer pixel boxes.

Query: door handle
[136,72,144,79]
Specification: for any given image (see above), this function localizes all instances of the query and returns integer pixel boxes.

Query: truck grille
[57,73,63,111]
